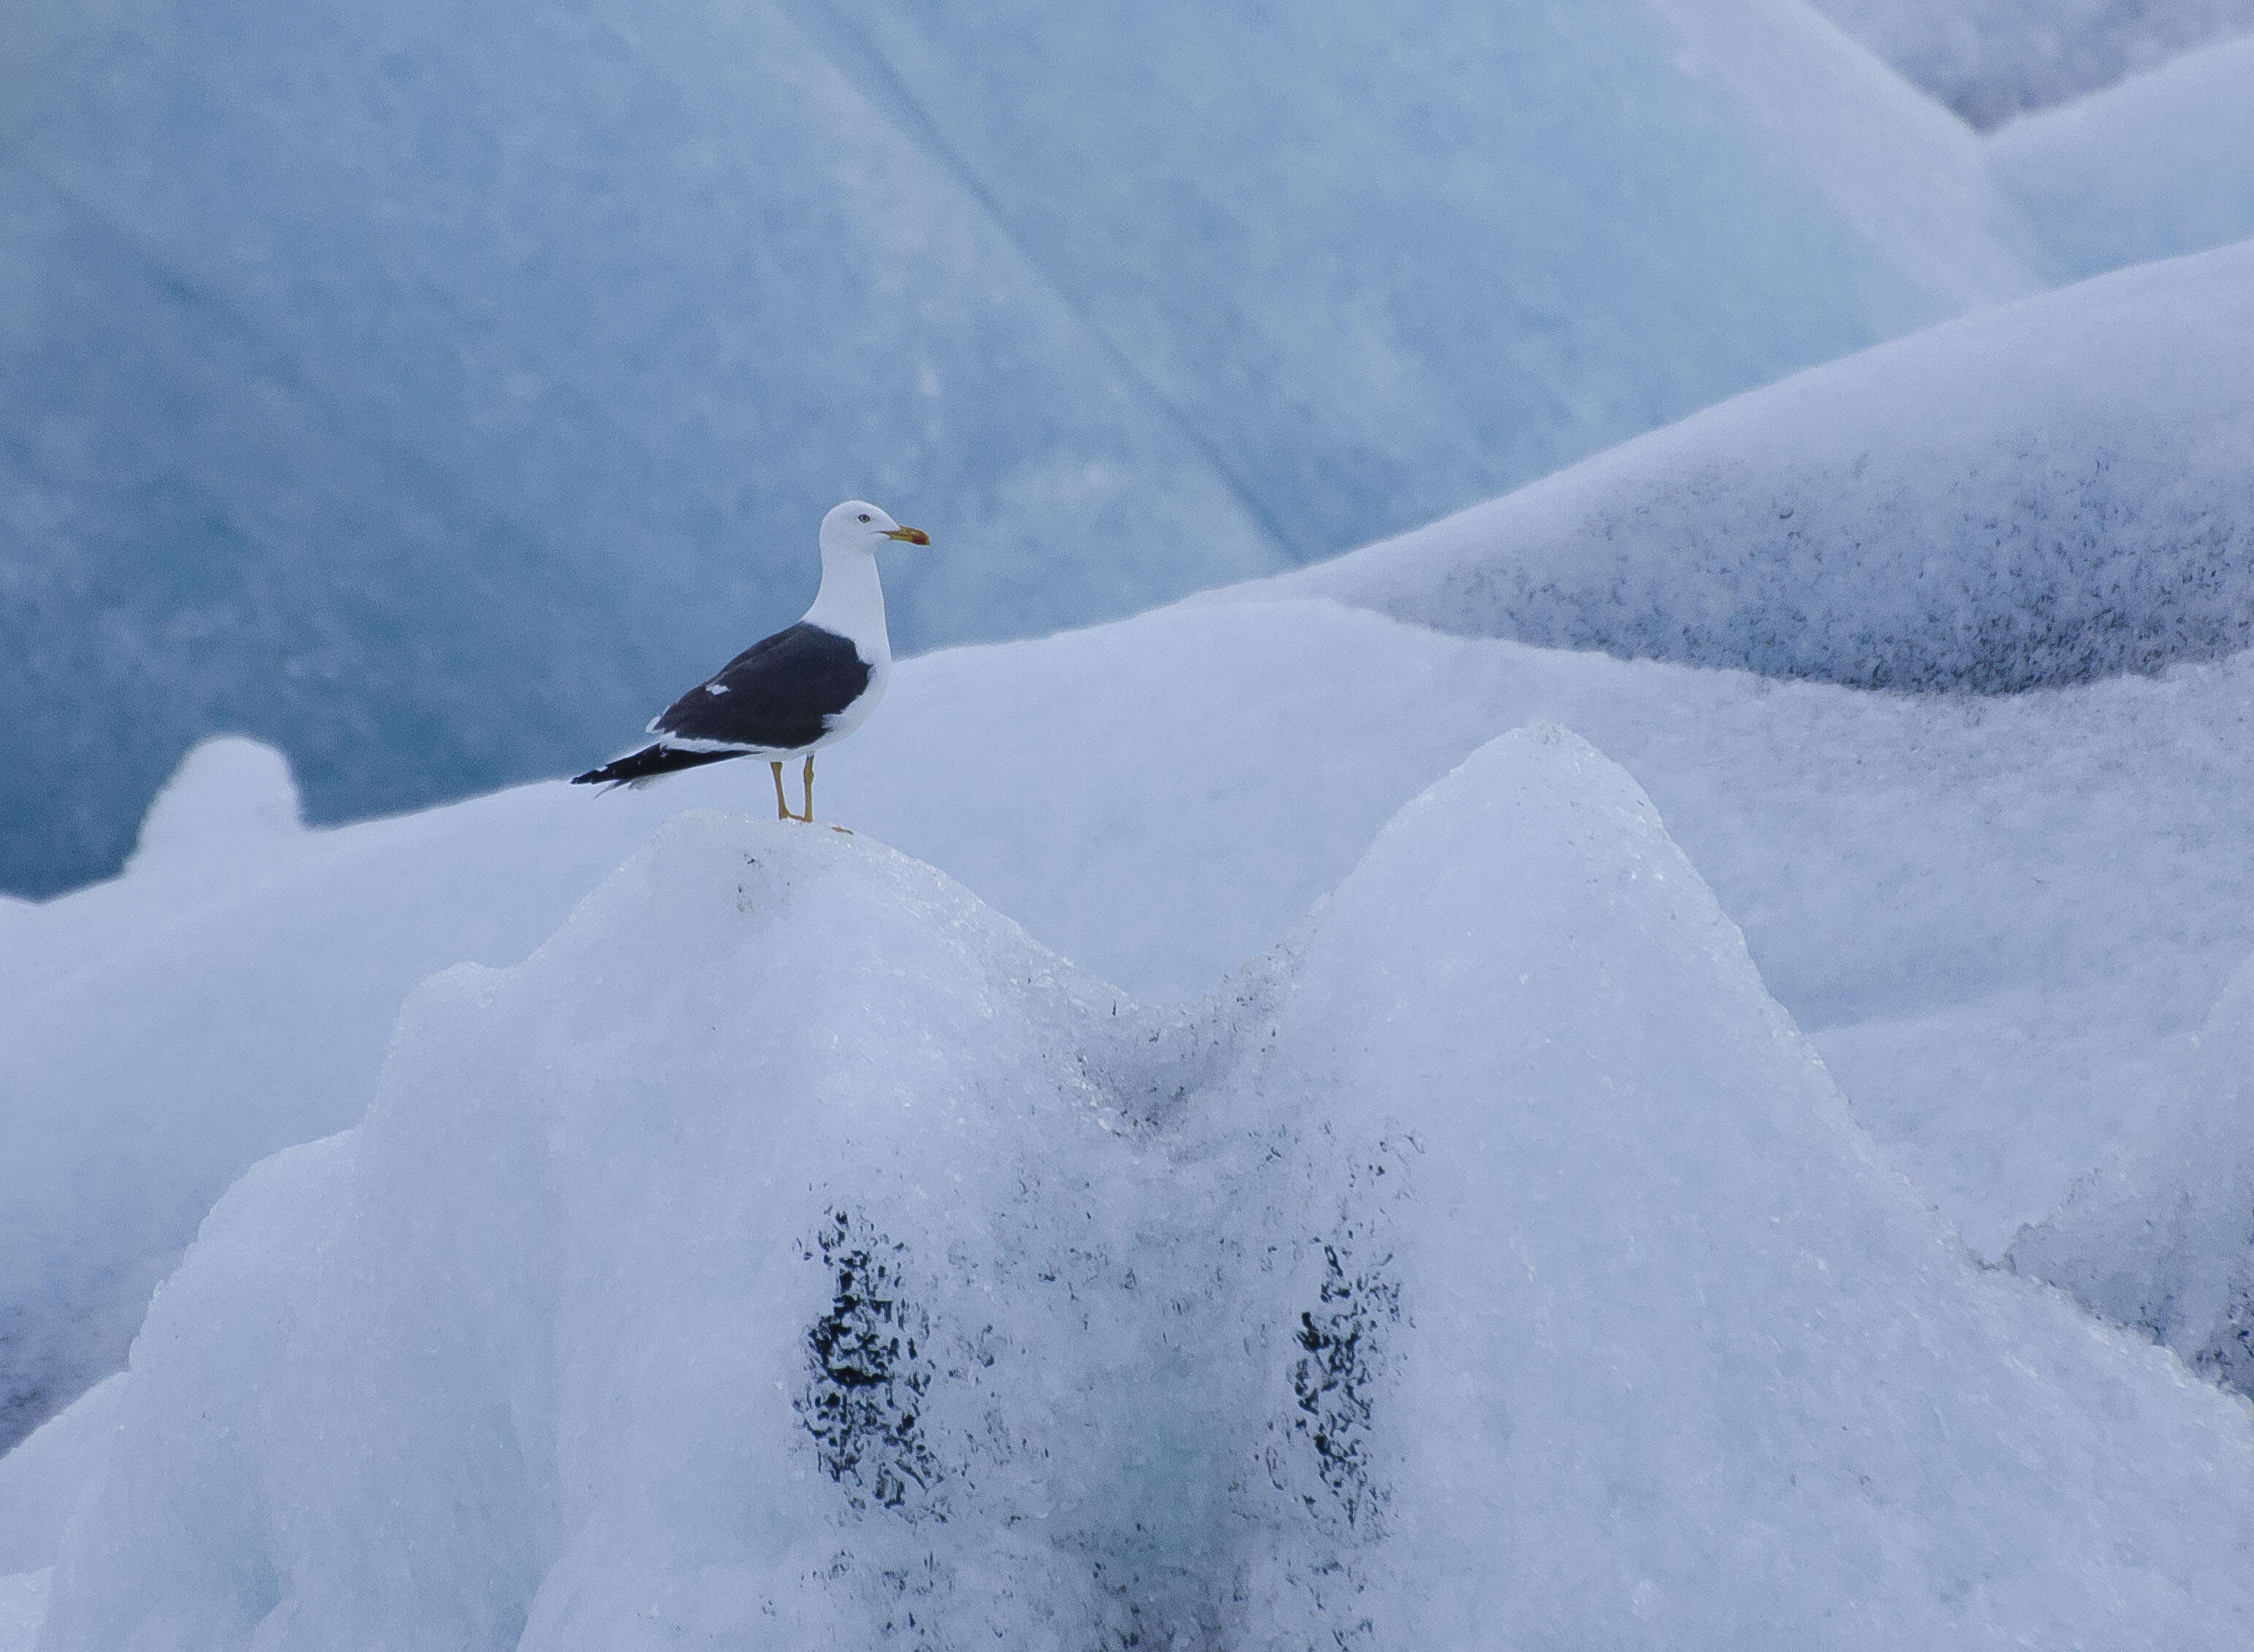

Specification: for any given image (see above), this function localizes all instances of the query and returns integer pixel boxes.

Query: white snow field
[0,0,2039,896]
[1990,35,2254,279]
[34,738,2254,1650]
[1238,239,2254,692]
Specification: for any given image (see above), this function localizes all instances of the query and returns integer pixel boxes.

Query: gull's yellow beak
[883,525,930,544]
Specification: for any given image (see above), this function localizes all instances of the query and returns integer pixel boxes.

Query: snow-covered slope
[40,744,2254,1649]
[0,0,2038,897]
[1811,0,2254,126]
[17,590,2254,1449]
[1237,242,2254,692]
[1991,36,2254,279]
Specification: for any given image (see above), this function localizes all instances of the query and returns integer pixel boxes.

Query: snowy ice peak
[44,730,2254,1648]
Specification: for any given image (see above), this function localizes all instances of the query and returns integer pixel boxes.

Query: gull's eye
[858,513,871,522]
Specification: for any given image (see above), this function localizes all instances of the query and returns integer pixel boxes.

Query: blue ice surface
[1,0,1992,894]
[1991,34,2254,279]
[1810,0,2254,128]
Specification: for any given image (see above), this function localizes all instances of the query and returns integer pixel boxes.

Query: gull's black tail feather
[572,744,744,788]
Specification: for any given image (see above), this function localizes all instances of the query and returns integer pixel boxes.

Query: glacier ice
[0,0,2037,896]
[0,741,722,1448]
[0,1572,50,1652]
[1243,240,2254,692]
[0,1375,126,1577]
[39,732,2254,1648]
[822,0,2034,566]
[1810,0,2254,126]
[0,1374,125,1652]
[19,586,2254,1449]
[1991,35,2254,279]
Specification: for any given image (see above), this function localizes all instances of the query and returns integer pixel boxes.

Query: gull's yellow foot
[771,761,791,821]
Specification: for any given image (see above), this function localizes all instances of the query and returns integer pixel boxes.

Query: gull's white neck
[800,548,890,663]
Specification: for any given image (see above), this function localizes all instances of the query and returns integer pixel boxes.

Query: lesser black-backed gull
[572,501,928,821]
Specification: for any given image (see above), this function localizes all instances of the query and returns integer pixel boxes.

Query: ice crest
[126,738,304,878]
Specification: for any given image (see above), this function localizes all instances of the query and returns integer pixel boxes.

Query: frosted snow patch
[45,734,2254,1648]
[1235,241,2254,692]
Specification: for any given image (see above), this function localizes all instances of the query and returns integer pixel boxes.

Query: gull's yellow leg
[801,754,817,823]
[771,760,790,820]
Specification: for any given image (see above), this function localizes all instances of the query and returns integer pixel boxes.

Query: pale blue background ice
[0,0,2033,895]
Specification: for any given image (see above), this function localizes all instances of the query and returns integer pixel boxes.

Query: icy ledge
[44,728,2254,1648]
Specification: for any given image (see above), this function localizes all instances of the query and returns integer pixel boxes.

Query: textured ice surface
[0,744,719,1447]
[0,1572,49,1652]
[2012,953,2254,1397]
[1242,242,2254,692]
[0,1376,121,1652]
[17,590,2254,1446]
[1991,36,2254,278]
[40,740,2254,1649]
[0,1376,125,1575]
[0,0,2037,895]
[1812,0,2254,126]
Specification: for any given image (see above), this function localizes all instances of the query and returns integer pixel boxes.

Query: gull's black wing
[649,622,872,752]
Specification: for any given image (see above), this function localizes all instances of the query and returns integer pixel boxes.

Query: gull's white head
[819,500,929,559]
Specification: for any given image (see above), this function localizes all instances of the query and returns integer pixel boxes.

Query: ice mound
[1,0,2037,897]
[123,737,303,877]
[1240,241,2254,692]
[20,597,2254,1452]
[1991,36,2254,279]
[43,737,2254,1647]
[2011,952,2254,1398]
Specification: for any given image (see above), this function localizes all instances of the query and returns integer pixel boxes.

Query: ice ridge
[38,730,2254,1648]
